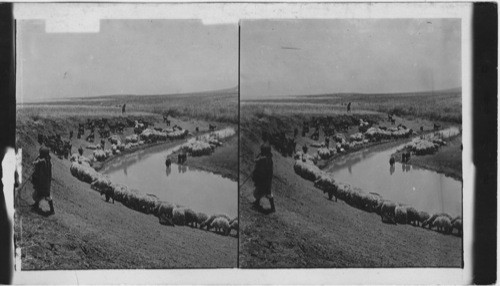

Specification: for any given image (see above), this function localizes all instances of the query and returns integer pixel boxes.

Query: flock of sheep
[293,159,462,236]
[288,121,461,236]
[404,137,448,155]
[299,124,415,163]
[67,126,238,237]
[70,161,238,236]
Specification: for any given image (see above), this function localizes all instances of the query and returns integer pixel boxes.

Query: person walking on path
[31,146,54,214]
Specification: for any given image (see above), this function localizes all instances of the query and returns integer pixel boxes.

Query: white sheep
[394,205,408,224]
[210,216,230,235]
[195,212,209,229]
[451,216,462,236]
[90,176,114,203]
[172,207,186,226]
[431,216,452,233]
[379,200,397,224]
[200,214,231,230]
[184,208,198,227]
[293,160,324,182]
[229,218,239,236]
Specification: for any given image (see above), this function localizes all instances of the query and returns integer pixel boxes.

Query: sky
[17,19,238,103]
[241,19,461,99]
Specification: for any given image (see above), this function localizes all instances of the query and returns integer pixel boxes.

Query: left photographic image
[14,14,238,269]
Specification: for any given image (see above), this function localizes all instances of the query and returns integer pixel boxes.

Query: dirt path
[15,115,237,269]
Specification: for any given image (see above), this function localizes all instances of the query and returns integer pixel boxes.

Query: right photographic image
[239,19,462,268]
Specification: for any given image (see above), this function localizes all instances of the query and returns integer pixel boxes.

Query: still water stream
[101,133,237,218]
[324,127,462,217]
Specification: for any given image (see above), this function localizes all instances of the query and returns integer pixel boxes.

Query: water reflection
[325,127,462,217]
[103,143,237,217]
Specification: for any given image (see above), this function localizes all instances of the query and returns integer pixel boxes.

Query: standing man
[252,134,275,213]
[122,103,126,114]
[31,146,54,214]
[347,102,351,113]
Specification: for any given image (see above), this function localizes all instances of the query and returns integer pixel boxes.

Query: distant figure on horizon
[122,103,126,114]
[347,102,351,113]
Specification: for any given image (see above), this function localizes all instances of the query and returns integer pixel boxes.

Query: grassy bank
[239,100,462,268]
[15,97,238,269]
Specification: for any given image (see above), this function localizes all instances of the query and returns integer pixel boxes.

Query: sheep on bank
[314,174,338,201]
[109,135,121,145]
[138,194,160,214]
[156,201,175,218]
[90,176,114,203]
[431,216,452,233]
[422,213,453,229]
[317,147,334,159]
[406,138,439,155]
[294,160,324,182]
[417,211,431,227]
[406,206,420,226]
[379,200,397,224]
[140,128,168,143]
[210,216,231,235]
[93,149,108,162]
[112,184,129,203]
[70,153,93,167]
[125,134,139,143]
[184,208,198,227]
[350,132,364,142]
[167,129,188,140]
[358,192,383,213]
[394,205,408,224]
[451,216,463,236]
[172,207,186,226]
[229,218,239,236]
[200,214,231,230]
[195,212,209,229]
[70,162,100,184]
[186,141,213,156]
